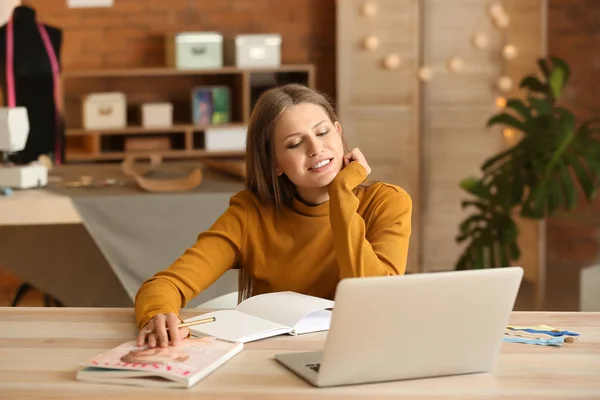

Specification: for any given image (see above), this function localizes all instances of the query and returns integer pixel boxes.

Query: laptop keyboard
[305,363,321,373]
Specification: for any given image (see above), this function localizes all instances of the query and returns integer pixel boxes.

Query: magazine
[76,336,243,388]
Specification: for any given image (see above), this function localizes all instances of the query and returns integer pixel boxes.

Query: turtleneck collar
[290,196,329,217]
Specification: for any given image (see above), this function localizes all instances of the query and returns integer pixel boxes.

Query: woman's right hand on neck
[136,313,189,348]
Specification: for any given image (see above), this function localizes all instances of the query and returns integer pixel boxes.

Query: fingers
[136,322,150,347]
[153,314,169,347]
[137,314,187,348]
[343,148,371,175]
[166,314,182,346]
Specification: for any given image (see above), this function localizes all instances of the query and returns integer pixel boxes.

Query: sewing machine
[0,107,48,189]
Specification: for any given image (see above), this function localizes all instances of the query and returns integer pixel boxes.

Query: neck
[296,186,330,206]
[12,6,37,22]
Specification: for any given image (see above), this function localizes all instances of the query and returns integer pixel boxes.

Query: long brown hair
[239,83,344,302]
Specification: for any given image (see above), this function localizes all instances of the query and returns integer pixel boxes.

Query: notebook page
[185,310,291,343]
[292,309,333,335]
[235,291,334,331]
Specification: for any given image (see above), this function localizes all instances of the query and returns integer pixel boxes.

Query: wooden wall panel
[337,0,421,272]
[421,0,546,274]
[421,0,504,272]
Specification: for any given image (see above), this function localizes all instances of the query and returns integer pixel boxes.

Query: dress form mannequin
[0,5,64,165]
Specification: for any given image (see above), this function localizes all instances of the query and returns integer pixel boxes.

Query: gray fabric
[39,162,244,306]
[71,192,239,307]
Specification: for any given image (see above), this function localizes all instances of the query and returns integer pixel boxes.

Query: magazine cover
[76,336,243,388]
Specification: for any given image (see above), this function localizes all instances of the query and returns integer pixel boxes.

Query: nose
[307,136,323,157]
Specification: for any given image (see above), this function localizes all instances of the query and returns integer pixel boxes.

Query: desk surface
[1,308,599,399]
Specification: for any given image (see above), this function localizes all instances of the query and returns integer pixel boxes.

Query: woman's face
[273,103,345,204]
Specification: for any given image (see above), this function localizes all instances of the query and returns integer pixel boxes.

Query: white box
[83,92,126,130]
[166,32,223,70]
[205,125,247,151]
[141,103,173,128]
[225,34,281,68]
[0,164,47,189]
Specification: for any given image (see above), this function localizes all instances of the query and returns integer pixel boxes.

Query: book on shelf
[186,291,334,343]
[76,337,243,389]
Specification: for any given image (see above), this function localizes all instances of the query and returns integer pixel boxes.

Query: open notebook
[185,291,335,343]
[76,337,243,389]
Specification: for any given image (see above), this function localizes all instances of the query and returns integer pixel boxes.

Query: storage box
[192,86,231,125]
[225,34,281,68]
[166,32,223,70]
[83,92,126,130]
[205,125,247,151]
[141,103,173,128]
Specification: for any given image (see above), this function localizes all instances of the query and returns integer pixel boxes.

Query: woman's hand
[137,313,190,348]
[343,147,371,176]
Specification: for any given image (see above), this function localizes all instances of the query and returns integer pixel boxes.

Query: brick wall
[546,0,600,288]
[21,0,336,100]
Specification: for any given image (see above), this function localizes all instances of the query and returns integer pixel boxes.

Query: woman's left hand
[343,147,371,176]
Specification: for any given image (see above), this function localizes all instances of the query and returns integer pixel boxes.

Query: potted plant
[455,56,600,270]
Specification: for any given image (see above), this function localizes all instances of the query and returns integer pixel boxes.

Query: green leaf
[559,162,577,209]
[537,58,551,79]
[509,241,521,261]
[460,177,491,199]
[461,200,489,213]
[506,99,532,120]
[568,154,596,201]
[487,113,528,133]
[459,214,487,234]
[481,145,517,172]
[529,96,552,116]
[520,76,548,94]
[549,67,566,99]
[530,183,549,218]
[550,56,571,86]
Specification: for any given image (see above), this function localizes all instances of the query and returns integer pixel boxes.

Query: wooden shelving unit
[62,64,315,162]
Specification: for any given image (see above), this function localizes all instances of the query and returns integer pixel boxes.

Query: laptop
[274,266,523,387]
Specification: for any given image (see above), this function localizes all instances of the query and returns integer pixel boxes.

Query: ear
[275,165,283,176]
[334,121,343,137]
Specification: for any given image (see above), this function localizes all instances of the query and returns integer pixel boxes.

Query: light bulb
[503,128,515,139]
[447,57,465,73]
[496,97,507,108]
[472,33,489,50]
[494,13,511,29]
[502,44,518,60]
[497,76,513,92]
[488,2,504,18]
[418,66,434,81]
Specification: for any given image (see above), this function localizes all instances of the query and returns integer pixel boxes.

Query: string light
[472,33,489,50]
[496,97,507,108]
[497,76,513,92]
[503,128,515,139]
[447,57,465,73]
[502,44,518,60]
[418,66,434,81]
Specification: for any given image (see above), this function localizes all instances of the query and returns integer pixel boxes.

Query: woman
[135,84,412,348]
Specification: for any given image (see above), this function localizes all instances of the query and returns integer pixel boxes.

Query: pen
[147,316,216,334]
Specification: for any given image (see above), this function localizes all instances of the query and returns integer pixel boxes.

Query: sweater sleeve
[328,162,412,279]
[134,192,248,329]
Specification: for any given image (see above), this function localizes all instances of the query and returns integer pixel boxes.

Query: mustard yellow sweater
[135,162,412,329]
